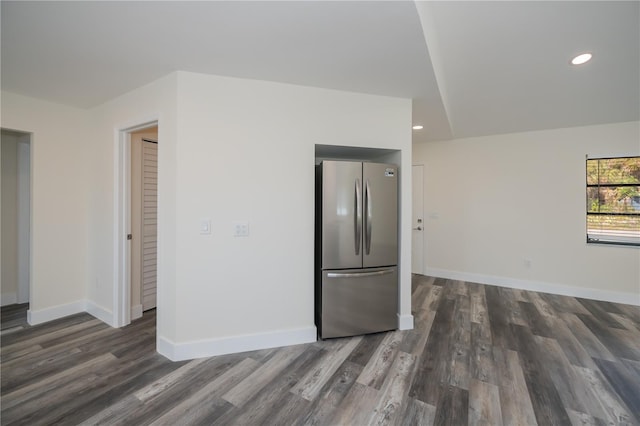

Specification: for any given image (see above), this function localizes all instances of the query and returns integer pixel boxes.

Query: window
[586,156,640,246]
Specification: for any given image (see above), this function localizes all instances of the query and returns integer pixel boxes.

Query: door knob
[413,226,422,231]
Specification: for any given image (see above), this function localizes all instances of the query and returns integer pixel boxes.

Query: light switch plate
[200,219,211,235]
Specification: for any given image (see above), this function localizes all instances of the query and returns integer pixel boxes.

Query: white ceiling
[2,1,638,142]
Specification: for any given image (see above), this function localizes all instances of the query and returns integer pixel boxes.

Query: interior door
[141,140,158,311]
[412,165,424,274]
[362,162,398,268]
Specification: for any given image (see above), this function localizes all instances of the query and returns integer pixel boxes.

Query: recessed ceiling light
[412,125,423,130]
[571,53,592,65]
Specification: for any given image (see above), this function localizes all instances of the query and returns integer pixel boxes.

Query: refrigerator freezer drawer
[320,267,398,339]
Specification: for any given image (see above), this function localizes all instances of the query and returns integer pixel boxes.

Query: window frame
[586,155,640,248]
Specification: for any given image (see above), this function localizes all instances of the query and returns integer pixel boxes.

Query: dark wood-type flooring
[2,275,640,425]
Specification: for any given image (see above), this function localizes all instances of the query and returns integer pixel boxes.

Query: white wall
[1,71,412,360]
[1,93,90,321]
[164,71,412,358]
[413,121,640,304]
[88,71,411,359]
[86,74,177,329]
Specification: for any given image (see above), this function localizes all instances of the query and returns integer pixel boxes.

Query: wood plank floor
[2,275,640,425]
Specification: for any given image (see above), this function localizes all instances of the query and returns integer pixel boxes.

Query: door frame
[114,118,158,328]
[411,164,425,275]
[1,128,32,306]
[16,133,31,304]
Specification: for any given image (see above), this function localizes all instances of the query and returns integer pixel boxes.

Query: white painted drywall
[1,93,90,317]
[413,121,640,303]
[172,71,412,346]
[1,132,19,305]
[1,71,412,358]
[87,71,411,355]
[86,73,177,334]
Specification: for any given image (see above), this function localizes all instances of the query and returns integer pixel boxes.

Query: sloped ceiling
[2,1,638,142]
[414,1,640,142]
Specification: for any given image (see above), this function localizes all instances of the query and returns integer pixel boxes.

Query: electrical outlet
[233,221,249,237]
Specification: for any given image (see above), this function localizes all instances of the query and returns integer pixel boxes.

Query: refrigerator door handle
[355,178,362,255]
[326,268,394,278]
[365,180,372,255]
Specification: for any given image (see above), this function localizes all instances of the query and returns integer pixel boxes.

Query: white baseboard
[424,267,640,307]
[157,326,318,362]
[1,292,18,307]
[397,313,414,330]
[86,300,116,327]
[131,304,143,320]
[27,299,117,327]
[27,300,86,325]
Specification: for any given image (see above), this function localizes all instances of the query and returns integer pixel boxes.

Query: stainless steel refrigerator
[315,160,398,339]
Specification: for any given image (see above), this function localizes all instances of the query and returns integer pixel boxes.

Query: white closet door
[142,141,158,311]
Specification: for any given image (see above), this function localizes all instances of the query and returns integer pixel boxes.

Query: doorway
[114,121,158,327]
[1,129,31,308]
[129,128,158,320]
[412,164,424,275]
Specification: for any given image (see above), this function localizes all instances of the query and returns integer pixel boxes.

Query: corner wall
[86,73,178,331]
[413,121,640,305]
[1,92,90,322]
[1,71,413,360]
[163,71,412,359]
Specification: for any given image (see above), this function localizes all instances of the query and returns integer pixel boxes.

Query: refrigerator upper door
[321,161,363,269]
[363,162,398,268]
